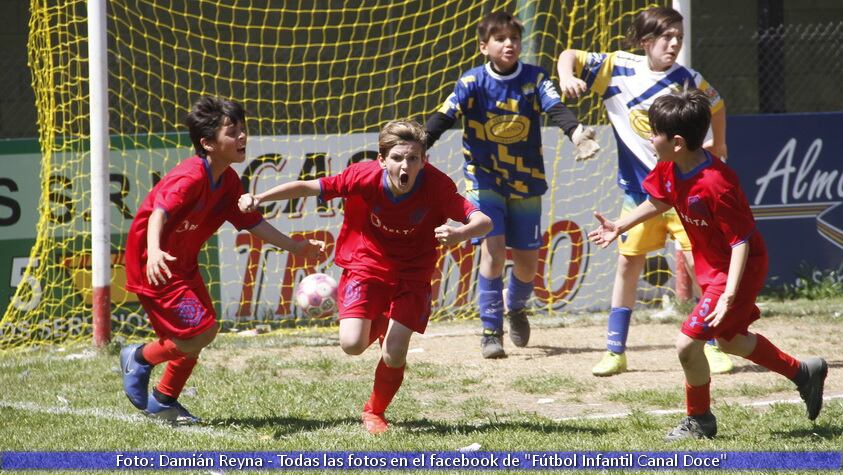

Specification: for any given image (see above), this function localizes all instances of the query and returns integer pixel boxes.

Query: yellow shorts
[617,192,692,256]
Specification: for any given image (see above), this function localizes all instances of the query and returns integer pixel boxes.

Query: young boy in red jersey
[588,89,827,440]
[239,120,492,434]
[120,97,323,424]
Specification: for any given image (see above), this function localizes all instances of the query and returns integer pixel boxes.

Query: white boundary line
[555,394,843,422]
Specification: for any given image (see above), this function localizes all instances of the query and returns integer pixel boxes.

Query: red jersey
[125,156,263,296]
[643,155,768,290]
[320,160,477,282]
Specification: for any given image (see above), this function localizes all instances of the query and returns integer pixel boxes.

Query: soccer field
[2,297,841,460]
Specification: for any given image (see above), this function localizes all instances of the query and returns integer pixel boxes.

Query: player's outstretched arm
[588,198,671,248]
[434,211,492,247]
[239,179,322,212]
[247,221,325,259]
[556,49,587,100]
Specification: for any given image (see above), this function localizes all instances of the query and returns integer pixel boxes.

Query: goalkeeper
[425,11,600,360]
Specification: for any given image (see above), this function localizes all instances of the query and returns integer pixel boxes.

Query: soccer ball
[294,273,338,318]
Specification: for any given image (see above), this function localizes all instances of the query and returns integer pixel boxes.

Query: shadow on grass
[209,415,607,438]
[528,344,674,358]
[399,418,608,436]
[771,424,843,439]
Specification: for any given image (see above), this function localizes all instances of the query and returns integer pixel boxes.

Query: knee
[381,350,406,369]
[482,248,506,271]
[174,326,217,356]
[675,337,700,366]
[340,338,368,356]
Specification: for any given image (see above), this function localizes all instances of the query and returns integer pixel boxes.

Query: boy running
[120,97,323,424]
[426,11,599,359]
[558,6,733,376]
[589,89,827,440]
[239,120,492,434]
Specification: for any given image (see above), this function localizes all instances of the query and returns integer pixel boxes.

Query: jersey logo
[628,109,652,140]
[175,220,199,233]
[342,279,362,307]
[688,195,712,219]
[370,211,415,236]
[665,180,672,193]
[484,114,530,144]
[409,207,429,224]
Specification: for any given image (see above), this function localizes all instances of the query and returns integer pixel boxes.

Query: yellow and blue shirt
[439,62,562,198]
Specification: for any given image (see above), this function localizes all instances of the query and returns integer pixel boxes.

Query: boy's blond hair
[378,120,428,157]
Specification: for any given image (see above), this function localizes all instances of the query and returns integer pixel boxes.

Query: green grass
[0,318,841,475]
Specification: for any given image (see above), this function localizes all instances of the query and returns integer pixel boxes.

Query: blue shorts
[466,189,542,250]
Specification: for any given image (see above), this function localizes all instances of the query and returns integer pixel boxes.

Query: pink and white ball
[294,273,338,318]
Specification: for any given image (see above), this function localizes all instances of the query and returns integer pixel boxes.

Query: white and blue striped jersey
[574,50,724,193]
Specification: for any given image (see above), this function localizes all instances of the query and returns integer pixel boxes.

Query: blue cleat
[119,344,152,410]
[145,394,201,425]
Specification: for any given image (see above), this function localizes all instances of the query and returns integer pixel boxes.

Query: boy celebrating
[120,97,323,424]
[239,120,492,434]
[588,89,827,440]
[558,6,733,376]
[426,11,599,359]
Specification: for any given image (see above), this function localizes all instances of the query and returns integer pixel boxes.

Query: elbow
[478,214,493,236]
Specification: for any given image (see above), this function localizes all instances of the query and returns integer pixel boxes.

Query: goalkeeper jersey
[438,62,562,198]
[574,50,724,194]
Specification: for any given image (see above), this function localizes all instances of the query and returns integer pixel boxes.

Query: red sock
[141,338,188,366]
[156,356,199,399]
[685,380,711,416]
[746,334,800,379]
[363,359,405,415]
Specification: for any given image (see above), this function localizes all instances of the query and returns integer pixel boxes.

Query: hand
[434,224,463,247]
[558,76,587,99]
[587,212,620,248]
[292,239,326,259]
[239,193,261,213]
[145,248,176,286]
[703,293,733,328]
[572,124,600,161]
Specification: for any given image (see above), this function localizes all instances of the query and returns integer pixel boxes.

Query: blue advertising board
[727,112,843,283]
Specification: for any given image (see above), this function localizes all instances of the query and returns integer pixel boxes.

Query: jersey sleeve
[690,70,725,115]
[320,164,363,201]
[152,175,201,218]
[713,185,756,247]
[436,73,474,119]
[642,164,673,205]
[222,174,263,230]
[574,50,616,96]
[437,175,477,223]
[537,68,562,111]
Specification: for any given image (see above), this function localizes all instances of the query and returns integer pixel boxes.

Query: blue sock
[507,274,534,312]
[478,275,504,332]
[606,307,632,354]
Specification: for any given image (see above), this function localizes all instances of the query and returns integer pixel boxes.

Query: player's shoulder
[344,159,383,182]
[162,155,206,184]
[422,163,457,189]
[458,65,487,86]
[701,158,741,191]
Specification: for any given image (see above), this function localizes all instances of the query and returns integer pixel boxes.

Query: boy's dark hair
[379,119,427,157]
[185,96,246,157]
[626,6,683,49]
[648,88,711,151]
[477,11,523,43]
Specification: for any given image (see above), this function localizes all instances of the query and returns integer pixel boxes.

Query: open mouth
[399,172,409,185]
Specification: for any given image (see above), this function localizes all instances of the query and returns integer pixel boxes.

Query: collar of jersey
[485,61,522,81]
[675,152,713,181]
[200,155,223,191]
[381,168,425,204]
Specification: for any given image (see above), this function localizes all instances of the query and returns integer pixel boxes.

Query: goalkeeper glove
[572,124,600,162]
